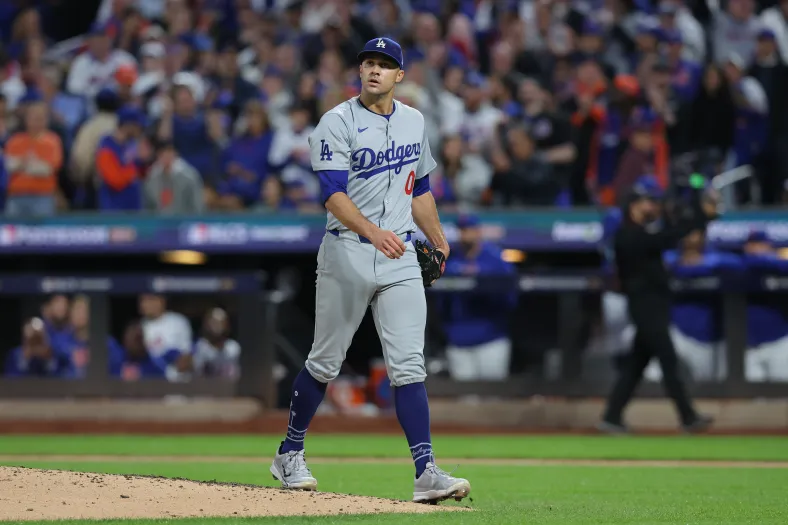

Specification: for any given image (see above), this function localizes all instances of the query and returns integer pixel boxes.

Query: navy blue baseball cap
[456,213,480,229]
[747,229,770,243]
[631,175,665,200]
[757,28,776,41]
[358,37,404,69]
[117,105,146,127]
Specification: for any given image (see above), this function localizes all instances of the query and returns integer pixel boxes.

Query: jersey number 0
[404,170,416,195]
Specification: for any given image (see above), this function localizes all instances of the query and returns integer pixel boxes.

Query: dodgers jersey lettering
[309,97,437,234]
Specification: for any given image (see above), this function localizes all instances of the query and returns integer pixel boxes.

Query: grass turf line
[1,435,788,462]
[3,460,788,525]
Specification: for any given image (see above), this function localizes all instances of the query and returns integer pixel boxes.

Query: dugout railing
[2,269,788,405]
[425,270,788,399]
[0,272,279,408]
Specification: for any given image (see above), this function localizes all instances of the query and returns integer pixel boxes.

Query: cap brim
[358,50,402,69]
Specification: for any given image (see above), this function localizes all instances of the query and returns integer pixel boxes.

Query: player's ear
[395,69,405,83]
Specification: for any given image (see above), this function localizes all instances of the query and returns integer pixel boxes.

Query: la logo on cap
[376,38,386,48]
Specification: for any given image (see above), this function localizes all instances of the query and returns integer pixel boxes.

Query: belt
[327,229,412,244]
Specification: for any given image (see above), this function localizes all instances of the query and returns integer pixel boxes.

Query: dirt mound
[0,467,462,521]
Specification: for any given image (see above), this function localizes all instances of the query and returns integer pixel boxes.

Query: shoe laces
[427,462,459,478]
[285,450,311,474]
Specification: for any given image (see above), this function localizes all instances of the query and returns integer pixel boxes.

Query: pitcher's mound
[0,467,464,521]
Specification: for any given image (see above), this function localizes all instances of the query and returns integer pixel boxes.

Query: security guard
[598,175,717,434]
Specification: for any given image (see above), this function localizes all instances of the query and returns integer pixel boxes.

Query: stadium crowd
[0,0,787,217]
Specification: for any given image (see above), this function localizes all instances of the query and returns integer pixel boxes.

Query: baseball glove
[414,240,446,287]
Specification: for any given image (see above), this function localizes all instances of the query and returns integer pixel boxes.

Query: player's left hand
[415,240,446,288]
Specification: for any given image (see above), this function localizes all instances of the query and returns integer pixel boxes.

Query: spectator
[69,89,119,209]
[239,35,274,85]
[613,109,666,202]
[138,293,193,382]
[711,0,759,67]
[515,76,576,201]
[95,105,146,211]
[644,57,686,156]
[261,67,294,130]
[578,74,640,206]
[143,139,204,214]
[268,102,319,209]
[216,99,274,210]
[0,47,26,111]
[3,100,63,216]
[689,65,735,165]
[157,84,218,179]
[192,307,241,380]
[4,317,68,378]
[131,41,166,106]
[438,214,517,381]
[760,0,788,63]
[749,29,788,204]
[0,93,12,147]
[66,23,136,99]
[113,63,138,105]
[435,134,492,208]
[722,53,768,203]
[255,175,297,211]
[459,71,503,157]
[210,43,260,120]
[663,31,702,104]
[367,0,412,42]
[656,1,706,64]
[491,122,556,206]
[631,21,662,72]
[574,20,616,80]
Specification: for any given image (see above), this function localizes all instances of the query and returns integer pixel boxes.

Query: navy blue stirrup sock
[394,382,433,477]
[280,368,327,453]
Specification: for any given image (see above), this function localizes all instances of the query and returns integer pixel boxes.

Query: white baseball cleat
[270,447,318,490]
[413,462,471,504]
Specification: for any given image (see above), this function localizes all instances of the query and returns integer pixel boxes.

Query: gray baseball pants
[305,230,427,387]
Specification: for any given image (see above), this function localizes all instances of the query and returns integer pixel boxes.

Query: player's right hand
[370,229,406,259]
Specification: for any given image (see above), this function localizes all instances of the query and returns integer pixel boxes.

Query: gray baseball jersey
[303,97,436,388]
[309,97,437,234]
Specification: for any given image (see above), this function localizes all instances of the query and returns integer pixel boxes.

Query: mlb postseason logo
[185,223,248,245]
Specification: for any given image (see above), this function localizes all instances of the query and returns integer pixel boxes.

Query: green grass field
[1,434,787,525]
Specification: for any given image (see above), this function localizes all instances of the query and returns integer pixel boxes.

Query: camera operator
[598,175,718,434]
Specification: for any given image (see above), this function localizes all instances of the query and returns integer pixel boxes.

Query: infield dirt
[0,466,458,521]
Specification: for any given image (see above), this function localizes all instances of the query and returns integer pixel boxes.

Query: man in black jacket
[598,176,716,434]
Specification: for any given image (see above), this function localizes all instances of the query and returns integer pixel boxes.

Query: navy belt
[328,229,412,244]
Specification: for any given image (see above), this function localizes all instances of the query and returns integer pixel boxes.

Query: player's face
[359,55,404,96]
[682,230,705,253]
[459,226,481,252]
[640,198,661,222]
[139,294,165,318]
[70,298,89,331]
[47,295,70,323]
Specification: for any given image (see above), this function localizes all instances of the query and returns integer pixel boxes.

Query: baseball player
[742,231,788,381]
[270,37,471,504]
